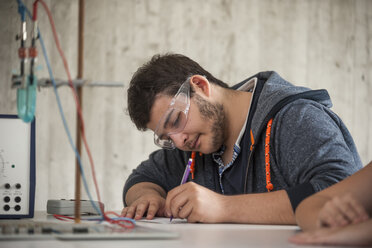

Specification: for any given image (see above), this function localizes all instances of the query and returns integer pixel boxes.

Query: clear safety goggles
[154,79,190,149]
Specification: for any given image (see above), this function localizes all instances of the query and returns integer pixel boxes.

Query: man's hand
[121,193,166,220]
[165,182,227,223]
[317,193,369,228]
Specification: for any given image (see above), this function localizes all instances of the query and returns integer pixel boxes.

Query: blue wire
[17,0,25,22]
[17,0,104,219]
[39,32,104,219]
[84,216,136,224]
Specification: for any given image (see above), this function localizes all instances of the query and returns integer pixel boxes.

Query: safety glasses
[154,79,191,149]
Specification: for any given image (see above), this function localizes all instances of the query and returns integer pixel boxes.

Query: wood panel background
[0,0,371,211]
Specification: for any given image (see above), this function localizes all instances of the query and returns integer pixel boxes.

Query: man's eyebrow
[163,108,175,129]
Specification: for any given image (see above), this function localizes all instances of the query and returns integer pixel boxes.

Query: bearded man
[122,53,362,224]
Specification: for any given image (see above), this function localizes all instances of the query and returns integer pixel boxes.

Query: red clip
[29,47,37,58]
[18,47,27,59]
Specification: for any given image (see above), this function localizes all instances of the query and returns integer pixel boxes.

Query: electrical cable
[36,0,105,220]
[17,0,26,22]
[16,0,102,217]
[39,32,104,217]
[16,0,134,228]
[52,213,135,228]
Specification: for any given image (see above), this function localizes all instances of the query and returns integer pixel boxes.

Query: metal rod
[74,0,85,224]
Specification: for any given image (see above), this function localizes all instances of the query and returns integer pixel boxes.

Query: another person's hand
[317,193,369,228]
[165,182,227,223]
[289,219,372,246]
[121,193,166,220]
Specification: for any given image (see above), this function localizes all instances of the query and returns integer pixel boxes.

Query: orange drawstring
[264,119,274,192]
[250,129,255,151]
[190,152,202,180]
[190,151,196,179]
[191,121,274,191]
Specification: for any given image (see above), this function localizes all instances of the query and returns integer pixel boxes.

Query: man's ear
[190,75,211,97]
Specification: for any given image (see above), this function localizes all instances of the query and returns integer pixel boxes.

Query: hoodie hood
[235,71,332,142]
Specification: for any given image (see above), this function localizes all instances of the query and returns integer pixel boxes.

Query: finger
[184,205,201,223]
[305,229,339,246]
[289,229,335,246]
[134,201,149,220]
[289,232,316,244]
[125,206,137,219]
[146,201,160,220]
[178,201,193,220]
[170,192,189,218]
[331,197,353,226]
[317,208,329,227]
[121,207,128,217]
[342,202,361,224]
[318,201,339,227]
[293,227,345,245]
[323,214,343,228]
[332,196,358,223]
[326,197,350,227]
[165,185,187,216]
[347,196,370,222]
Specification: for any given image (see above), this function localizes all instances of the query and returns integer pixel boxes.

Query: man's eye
[171,113,181,128]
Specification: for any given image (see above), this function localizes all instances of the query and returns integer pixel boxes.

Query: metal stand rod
[74,0,85,224]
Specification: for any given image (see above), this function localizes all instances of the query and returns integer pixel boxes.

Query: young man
[122,53,362,224]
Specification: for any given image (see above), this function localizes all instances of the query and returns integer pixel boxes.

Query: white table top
[0,211,329,248]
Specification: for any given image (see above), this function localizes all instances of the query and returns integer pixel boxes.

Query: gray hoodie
[123,71,362,210]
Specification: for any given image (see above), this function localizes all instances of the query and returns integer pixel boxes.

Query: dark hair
[127,53,229,131]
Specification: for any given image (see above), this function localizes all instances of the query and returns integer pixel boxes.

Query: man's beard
[193,94,225,152]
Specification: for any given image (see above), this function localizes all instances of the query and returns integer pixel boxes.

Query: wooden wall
[0,0,371,211]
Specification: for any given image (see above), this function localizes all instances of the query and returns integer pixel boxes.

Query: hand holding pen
[170,158,193,222]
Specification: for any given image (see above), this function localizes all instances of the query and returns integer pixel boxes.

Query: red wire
[32,0,39,21]
[37,0,135,230]
[52,213,135,229]
[53,214,75,221]
[105,212,135,229]
[37,0,108,223]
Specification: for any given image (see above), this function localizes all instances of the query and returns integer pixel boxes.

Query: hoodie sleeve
[272,99,362,211]
[122,148,188,206]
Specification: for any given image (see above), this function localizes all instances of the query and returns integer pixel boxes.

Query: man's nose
[169,132,188,148]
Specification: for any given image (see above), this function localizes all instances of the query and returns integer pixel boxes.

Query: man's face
[148,92,226,154]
